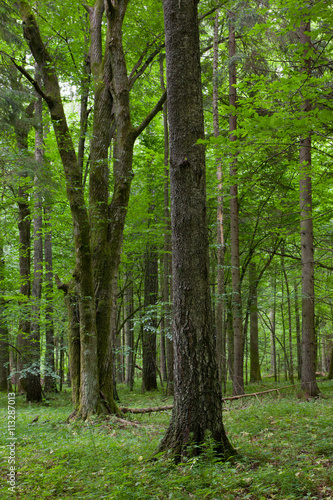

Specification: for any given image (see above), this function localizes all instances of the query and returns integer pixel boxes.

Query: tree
[13,0,165,417]
[298,12,319,396]
[158,0,234,461]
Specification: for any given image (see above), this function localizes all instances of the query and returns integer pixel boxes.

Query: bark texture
[249,263,261,382]
[299,18,319,396]
[229,12,244,396]
[158,0,234,461]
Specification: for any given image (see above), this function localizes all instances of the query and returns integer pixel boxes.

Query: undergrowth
[0,379,332,499]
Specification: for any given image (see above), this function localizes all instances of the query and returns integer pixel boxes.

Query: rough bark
[229,11,244,396]
[249,262,261,382]
[299,18,319,396]
[213,10,226,389]
[87,0,116,409]
[158,0,234,461]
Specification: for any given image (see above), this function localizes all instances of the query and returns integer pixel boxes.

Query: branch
[133,90,167,139]
[119,386,297,414]
[0,52,50,103]
[120,405,173,414]
[128,42,165,90]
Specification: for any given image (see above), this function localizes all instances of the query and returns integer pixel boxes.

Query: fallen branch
[222,385,296,402]
[120,405,173,414]
[115,385,298,415]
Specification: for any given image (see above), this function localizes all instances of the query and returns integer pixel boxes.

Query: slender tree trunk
[158,0,234,460]
[125,279,134,390]
[281,256,294,383]
[159,258,167,382]
[160,55,173,396]
[229,11,244,396]
[0,248,11,392]
[142,244,158,391]
[44,206,57,392]
[294,280,302,379]
[270,273,277,381]
[27,71,44,403]
[249,262,262,382]
[299,17,319,396]
[214,10,226,389]
[328,345,333,380]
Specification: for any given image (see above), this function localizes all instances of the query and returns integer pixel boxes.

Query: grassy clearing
[0,379,332,500]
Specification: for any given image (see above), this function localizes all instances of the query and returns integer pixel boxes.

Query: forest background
[0,0,332,461]
[0,0,333,498]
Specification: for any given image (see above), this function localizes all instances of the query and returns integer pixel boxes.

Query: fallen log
[120,405,173,414]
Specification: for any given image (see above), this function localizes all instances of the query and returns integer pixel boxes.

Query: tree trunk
[270,273,277,381]
[0,248,11,392]
[125,279,134,390]
[229,11,244,396]
[142,244,158,391]
[158,0,234,461]
[282,255,294,383]
[160,55,173,396]
[44,205,57,393]
[27,73,44,403]
[249,262,262,382]
[299,17,319,397]
[294,280,302,380]
[213,10,226,389]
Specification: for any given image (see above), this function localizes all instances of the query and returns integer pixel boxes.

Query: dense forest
[0,0,333,497]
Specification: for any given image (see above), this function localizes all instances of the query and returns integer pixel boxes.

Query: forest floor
[0,378,332,500]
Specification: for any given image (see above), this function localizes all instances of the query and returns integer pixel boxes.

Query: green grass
[1,379,333,499]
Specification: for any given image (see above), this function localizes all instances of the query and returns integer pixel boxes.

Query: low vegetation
[1,379,332,500]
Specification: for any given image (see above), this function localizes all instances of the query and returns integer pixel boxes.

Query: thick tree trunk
[88,0,116,409]
[158,0,234,460]
[299,18,319,397]
[249,262,262,382]
[229,12,244,396]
